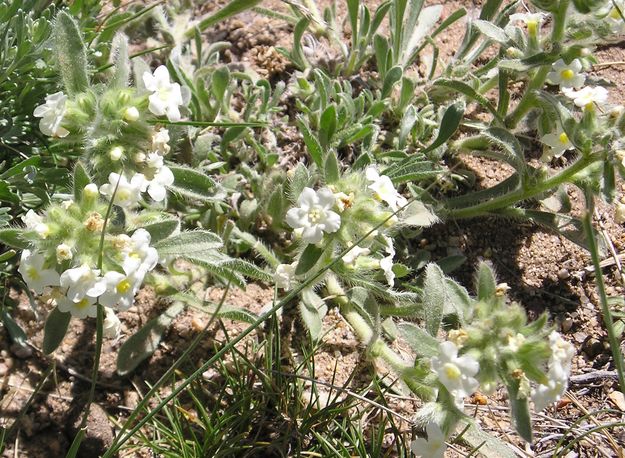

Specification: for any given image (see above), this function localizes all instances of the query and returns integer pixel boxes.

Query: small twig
[593,61,625,68]
[569,370,619,384]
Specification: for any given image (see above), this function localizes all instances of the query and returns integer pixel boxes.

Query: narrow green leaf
[54,11,89,95]
[433,79,504,124]
[43,308,71,355]
[506,378,533,442]
[296,244,324,276]
[189,0,262,36]
[117,302,185,375]
[472,19,509,43]
[212,66,230,105]
[319,104,337,149]
[2,310,27,347]
[422,264,445,336]
[382,66,402,98]
[298,118,324,168]
[324,151,341,184]
[73,161,91,202]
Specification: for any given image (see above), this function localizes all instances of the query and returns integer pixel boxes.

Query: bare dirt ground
[2,1,625,457]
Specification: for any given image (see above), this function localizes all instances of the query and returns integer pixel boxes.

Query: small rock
[561,317,574,333]
[609,391,625,411]
[573,332,587,344]
[582,338,603,358]
[557,268,570,280]
[10,343,32,359]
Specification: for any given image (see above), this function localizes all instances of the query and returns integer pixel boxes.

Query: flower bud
[56,243,73,262]
[83,183,99,199]
[123,106,140,122]
[84,211,104,232]
[103,308,121,339]
[133,152,146,164]
[109,146,124,161]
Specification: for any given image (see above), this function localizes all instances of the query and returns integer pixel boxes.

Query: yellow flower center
[116,279,132,294]
[117,188,130,201]
[308,207,322,224]
[610,7,622,19]
[560,69,574,80]
[76,298,91,309]
[527,21,538,36]
[443,363,461,380]
[27,266,40,280]
[584,102,595,112]
[558,132,569,145]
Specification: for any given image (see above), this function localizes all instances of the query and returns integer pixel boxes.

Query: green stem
[325,275,411,374]
[505,0,570,128]
[582,191,625,393]
[445,154,599,219]
[65,304,104,458]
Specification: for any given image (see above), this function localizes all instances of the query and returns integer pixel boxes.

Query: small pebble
[561,317,574,333]
[557,268,570,280]
[10,343,32,359]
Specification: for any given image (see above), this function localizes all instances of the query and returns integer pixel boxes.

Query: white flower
[431,341,480,409]
[274,263,296,289]
[379,235,396,287]
[145,152,164,170]
[60,264,107,302]
[365,166,407,212]
[83,183,99,199]
[142,165,174,202]
[152,128,171,155]
[541,129,573,161]
[563,86,608,111]
[121,228,159,275]
[99,270,143,310]
[605,4,625,33]
[532,331,574,412]
[33,91,69,137]
[22,209,50,239]
[103,307,122,339]
[99,172,145,207]
[285,187,341,244]
[18,250,60,294]
[410,422,447,458]
[508,12,548,36]
[57,295,97,319]
[143,65,184,122]
[56,243,73,262]
[342,245,370,267]
[547,59,585,89]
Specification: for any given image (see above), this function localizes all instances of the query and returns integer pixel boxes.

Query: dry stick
[593,209,625,285]
[570,370,619,384]
[566,391,622,456]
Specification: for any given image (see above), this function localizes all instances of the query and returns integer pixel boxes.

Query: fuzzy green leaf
[475,261,497,301]
[422,264,445,336]
[324,151,341,184]
[296,244,324,276]
[140,219,180,244]
[169,165,218,201]
[319,104,337,149]
[398,322,439,357]
[472,19,509,43]
[43,308,71,355]
[433,79,504,124]
[2,309,27,347]
[117,301,185,375]
[298,119,324,168]
[0,229,29,249]
[54,11,89,95]
[300,288,328,340]
[155,230,222,257]
[109,33,130,88]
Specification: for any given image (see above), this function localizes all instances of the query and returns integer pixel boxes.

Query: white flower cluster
[531,331,574,412]
[143,65,185,122]
[100,127,174,204]
[541,57,610,161]
[19,228,158,333]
